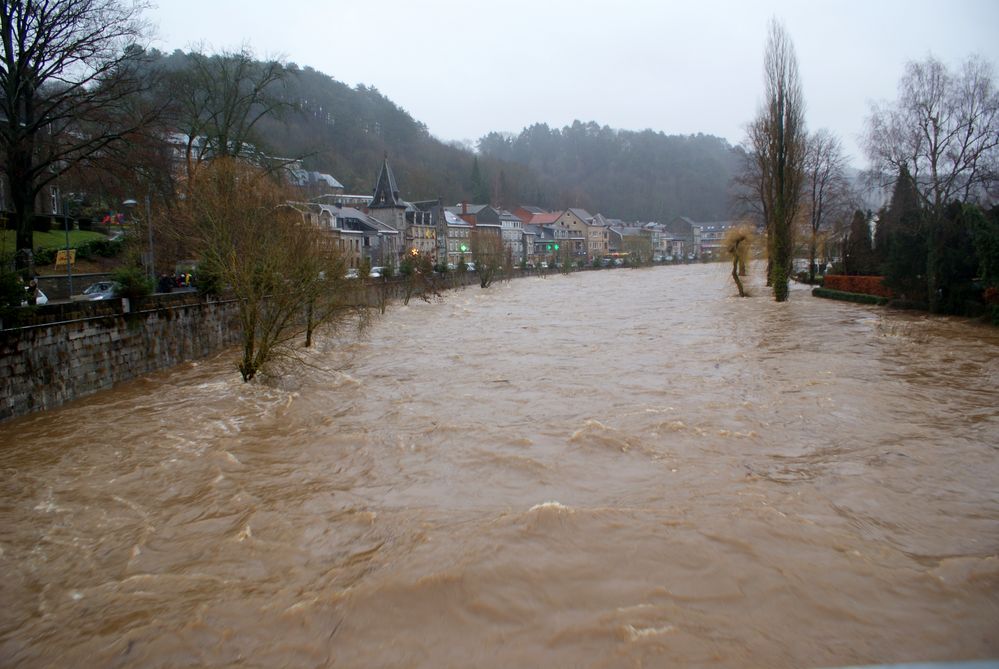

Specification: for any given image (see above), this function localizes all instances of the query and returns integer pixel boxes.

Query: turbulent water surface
[2,264,998,668]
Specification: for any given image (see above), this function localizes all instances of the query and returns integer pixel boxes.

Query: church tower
[367,156,407,234]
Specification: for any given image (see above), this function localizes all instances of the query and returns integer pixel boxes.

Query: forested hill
[151,50,742,221]
[227,59,482,204]
[478,123,745,222]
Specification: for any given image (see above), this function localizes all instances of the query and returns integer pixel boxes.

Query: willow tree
[723,224,756,297]
[179,158,361,381]
[747,19,807,302]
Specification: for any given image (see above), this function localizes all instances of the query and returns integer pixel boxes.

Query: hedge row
[812,287,889,305]
[822,274,894,298]
[33,238,122,265]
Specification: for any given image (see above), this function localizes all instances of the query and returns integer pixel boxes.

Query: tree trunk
[305,301,314,347]
[9,144,38,273]
[732,255,746,297]
[808,237,817,284]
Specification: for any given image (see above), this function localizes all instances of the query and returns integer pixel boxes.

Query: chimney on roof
[461,200,467,215]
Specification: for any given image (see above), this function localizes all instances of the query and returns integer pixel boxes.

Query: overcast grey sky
[148,0,999,167]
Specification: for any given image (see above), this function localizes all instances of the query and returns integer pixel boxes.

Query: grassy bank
[2,229,108,254]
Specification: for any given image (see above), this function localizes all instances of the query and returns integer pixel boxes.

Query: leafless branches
[864,55,999,214]
[802,129,852,281]
[1,0,156,268]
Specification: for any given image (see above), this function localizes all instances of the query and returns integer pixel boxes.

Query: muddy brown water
[2,264,998,668]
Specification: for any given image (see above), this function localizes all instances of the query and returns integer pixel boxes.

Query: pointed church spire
[370,155,405,209]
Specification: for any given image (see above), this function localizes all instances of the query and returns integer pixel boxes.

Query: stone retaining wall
[1,295,242,421]
[1,268,550,421]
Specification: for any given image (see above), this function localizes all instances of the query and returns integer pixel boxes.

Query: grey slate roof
[370,158,405,209]
[337,206,400,233]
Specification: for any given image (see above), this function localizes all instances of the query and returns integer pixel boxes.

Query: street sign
[55,249,76,268]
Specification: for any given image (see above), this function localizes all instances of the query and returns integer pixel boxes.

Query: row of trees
[862,55,999,315]
[0,0,370,380]
[739,19,998,311]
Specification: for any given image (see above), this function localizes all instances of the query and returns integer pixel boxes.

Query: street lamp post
[62,201,73,297]
[123,195,154,282]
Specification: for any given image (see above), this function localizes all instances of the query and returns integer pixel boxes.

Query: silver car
[82,281,118,300]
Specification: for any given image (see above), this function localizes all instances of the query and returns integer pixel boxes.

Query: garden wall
[821,275,894,299]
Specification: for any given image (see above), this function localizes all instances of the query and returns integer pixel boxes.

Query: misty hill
[478,123,744,221]
[152,50,743,221]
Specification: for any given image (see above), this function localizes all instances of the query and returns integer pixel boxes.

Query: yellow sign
[55,249,76,268]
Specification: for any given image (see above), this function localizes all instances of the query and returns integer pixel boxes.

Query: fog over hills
[167,51,744,222]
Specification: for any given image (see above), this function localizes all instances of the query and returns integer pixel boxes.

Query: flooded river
[2,264,998,668]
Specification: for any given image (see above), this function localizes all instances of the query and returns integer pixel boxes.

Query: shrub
[988,304,999,327]
[33,247,56,265]
[812,287,888,305]
[195,261,223,297]
[0,269,26,313]
[77,238,122,259]
[111,265,153,300]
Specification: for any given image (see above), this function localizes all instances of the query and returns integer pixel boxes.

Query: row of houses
[288,158,741,271]
[15,136,738,273]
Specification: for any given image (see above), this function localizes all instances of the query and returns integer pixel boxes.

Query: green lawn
[1,229,108,254]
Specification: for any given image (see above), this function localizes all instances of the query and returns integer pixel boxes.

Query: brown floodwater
[1,264,998,668]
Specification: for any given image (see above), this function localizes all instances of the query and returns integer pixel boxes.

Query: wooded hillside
[152,50,742,221]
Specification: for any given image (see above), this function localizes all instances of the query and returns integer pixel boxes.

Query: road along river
[1,264,998,668]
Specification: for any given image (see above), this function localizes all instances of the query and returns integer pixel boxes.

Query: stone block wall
[1,296,242,421]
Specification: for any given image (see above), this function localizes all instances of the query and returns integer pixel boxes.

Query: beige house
[586,213,612,258]
[552,208,591,258]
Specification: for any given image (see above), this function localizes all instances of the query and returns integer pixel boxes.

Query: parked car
[82,281,119,300]
[465,262,476,272]
[369,266,384,278]
[344,268,359,279]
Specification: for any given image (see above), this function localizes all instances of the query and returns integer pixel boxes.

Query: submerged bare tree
[746,19,807,301]
[723,224,756,297]
[398,249,441,305]
[178,158,362,381]
[470,228,504,287]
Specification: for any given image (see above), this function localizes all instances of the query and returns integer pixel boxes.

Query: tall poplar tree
[747,19,806,302]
